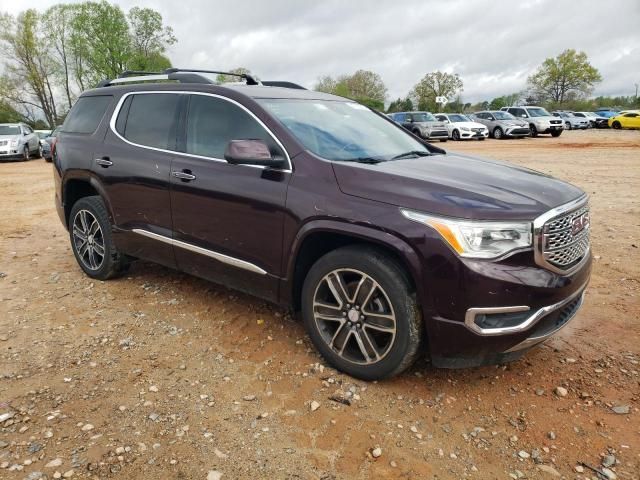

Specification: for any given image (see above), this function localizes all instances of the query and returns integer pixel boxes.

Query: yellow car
[609,110,640,129]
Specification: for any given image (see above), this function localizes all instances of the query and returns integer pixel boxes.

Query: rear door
[95,91,182,268]
[169,93,291,302]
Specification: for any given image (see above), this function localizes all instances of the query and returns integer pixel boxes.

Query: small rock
[149,413,160,421]
[24,472,43,480]
[0,441,8,449]
[45,458,63,468]
[611,405,629,415]
[81,424,94,431]
[53,473,62,479]
[554,386,568,397]
[535,388,545,396]
[149,386,159,393]
[207,471,223,480]
[602,454,616,468]
[601,467,617,479]
[0,335,8,342]
[574,465,584,473]
[389,460,397,468]
[518,450,530,459]
[371,447,382,458]
[548,431,556,440]
[62,470,74,478]
[242,395,256,401]
[310,401,320,412]
[537,464,560,477]
[0,412,14,422]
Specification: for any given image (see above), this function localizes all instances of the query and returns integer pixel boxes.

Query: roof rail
[96,68,306,90]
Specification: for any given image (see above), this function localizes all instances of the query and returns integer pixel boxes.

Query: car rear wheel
[69,196,130,280]
[301,246,423,380]
[493,127,504,139]
[21,145,29,161]
[452,130,460,141]
[38,144,44,158]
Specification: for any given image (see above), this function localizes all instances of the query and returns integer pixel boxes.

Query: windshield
[493,111,515,120]
[0,125,20,135]
[527,107,551,117]
[259,99,431,161]
[448,114,469,122]
[411,112,436,122]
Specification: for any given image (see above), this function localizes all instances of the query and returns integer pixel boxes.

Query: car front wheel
[69,196,130,280]
[612,121,621,129]
[551,130,562,137]
[529,124,538,137]
[452,130,460,141]
[493,127,504,139]
[301,246,423,380]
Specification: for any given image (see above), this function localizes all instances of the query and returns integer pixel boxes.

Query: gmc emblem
[572,212,590,235]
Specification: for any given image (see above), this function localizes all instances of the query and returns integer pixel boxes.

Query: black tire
[529,124,538,137]
[21,145,29,161]
[550,130,562,137]
[69,196,129,280]
[565,121,572,130]
[452,129,460,141]
[38,144,44,158]
[493,127,504,139]
[301,245,423,380]
[439,139,447,142]
[612,121,621,129]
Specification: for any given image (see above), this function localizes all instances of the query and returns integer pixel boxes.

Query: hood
[332,153,584,220]
[414,121,447,129]
[453,121,486,129]
[499,119,528,127]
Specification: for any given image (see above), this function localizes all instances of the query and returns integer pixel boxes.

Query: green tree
[127,51,172,72]
[0,99,23,123]
[411,71,463,111]
[128,7,175,59]
[0,10,58,127]
[387,97,414,113]
[527,49,601,105]
[314,70,387,109]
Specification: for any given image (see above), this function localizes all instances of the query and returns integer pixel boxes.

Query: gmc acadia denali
[53,69,592,380]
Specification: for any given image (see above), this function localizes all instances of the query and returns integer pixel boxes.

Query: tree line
[0,1,176,128]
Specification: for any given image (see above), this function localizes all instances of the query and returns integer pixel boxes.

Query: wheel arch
[285,220,425,312]
[62,174,114,228]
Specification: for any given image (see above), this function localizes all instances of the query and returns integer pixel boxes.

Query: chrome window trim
[465,282,587,336]
[532,194,590,275]
[132,228,267,275]
[108,90,292,173]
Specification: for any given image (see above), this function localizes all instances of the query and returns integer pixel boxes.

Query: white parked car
[435,113,489,141]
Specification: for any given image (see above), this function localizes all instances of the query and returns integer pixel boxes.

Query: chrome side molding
[132,229,267,275]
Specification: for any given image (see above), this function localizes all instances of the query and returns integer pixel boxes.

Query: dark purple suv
[53,69,591,380]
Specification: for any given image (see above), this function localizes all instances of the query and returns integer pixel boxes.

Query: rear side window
[63,95,112,133]
[185,95,282,159]
[118,93,181,149]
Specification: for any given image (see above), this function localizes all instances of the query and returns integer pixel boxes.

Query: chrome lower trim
[465,283,587,336]
[503,291,585,353]
[132,229,267,275]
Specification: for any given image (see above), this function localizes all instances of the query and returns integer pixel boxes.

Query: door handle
[172,170,196,181]
[95,157,113,167]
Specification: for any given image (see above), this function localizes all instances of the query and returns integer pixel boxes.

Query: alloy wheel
[72,209,105,270]
[312,269,396,365]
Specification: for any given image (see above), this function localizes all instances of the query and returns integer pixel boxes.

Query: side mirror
[224,139,285,168]
[407,118,413,123]
[488,116,495,121]
[521,114,527,118]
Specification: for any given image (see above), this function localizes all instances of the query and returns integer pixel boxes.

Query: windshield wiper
[392,150,432,160]
[347,157,384,164]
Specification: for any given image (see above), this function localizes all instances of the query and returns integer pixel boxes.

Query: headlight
[401,209,532,259]
[10,139,19,147]
[460,127,470,132]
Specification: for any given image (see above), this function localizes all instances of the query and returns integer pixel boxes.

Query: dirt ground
[1,129,639,480]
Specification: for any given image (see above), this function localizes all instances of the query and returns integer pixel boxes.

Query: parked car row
[0,123,59,161]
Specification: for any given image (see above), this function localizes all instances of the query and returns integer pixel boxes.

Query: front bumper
[424,129,449,140]
[538,123,564,133]
[457,129,488,140]
[504,126,530,137]
[0,149,24,160]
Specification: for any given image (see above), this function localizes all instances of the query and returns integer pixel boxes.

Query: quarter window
[185,95,282,159]
[63,95,113,134]
[119,93,181,150]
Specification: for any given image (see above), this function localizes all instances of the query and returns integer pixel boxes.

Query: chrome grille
[0,141,7,146]
[540,203,590,270]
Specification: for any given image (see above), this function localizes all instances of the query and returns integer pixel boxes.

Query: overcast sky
[2,0,639,102]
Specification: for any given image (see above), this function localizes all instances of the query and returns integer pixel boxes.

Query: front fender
[282,218,427,309]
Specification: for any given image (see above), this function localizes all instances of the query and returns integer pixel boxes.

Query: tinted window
[185,95,282,159]
[395,113,405,122]
[120,93,181,149]
[63,95,112,133]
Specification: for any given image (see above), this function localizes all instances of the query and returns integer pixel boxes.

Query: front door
[170,93,291,302]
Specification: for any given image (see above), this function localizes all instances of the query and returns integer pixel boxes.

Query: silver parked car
[0,123,41,161]
[552,111,589,130]
[472,111,531,139]
[388,111,449,142]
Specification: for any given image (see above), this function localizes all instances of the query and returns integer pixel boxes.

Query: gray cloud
[4,0,640,102]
